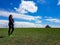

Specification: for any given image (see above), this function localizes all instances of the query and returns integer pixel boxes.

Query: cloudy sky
[0,0,60,28]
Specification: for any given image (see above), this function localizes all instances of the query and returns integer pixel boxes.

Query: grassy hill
[0,28,60,45]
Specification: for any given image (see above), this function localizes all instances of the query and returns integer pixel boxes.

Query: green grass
[0,28,60,45]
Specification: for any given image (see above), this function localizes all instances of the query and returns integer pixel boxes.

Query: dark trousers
[8,25,14,36]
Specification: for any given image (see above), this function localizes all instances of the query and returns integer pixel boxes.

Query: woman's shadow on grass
[0,35,5,38]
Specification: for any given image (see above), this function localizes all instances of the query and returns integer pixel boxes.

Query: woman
[8,14,14,36]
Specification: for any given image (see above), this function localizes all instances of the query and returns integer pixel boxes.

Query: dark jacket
[9,17,14,25]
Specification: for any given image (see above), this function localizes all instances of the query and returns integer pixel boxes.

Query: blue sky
[0,0,60,28]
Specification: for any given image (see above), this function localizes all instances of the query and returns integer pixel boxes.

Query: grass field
[0,28,60,45]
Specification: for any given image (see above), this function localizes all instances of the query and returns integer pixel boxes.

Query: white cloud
[0,10,41,21]
[15,0,38,13]
[0,20,60,28]
[35,20,42,24]
[51,25,60,28]
[57,0,60,5]
[0,20,44,28]
[37,0,46,4]
[0,10,42,25]
[0,20,8,28]
[15,21,43,28]
[46,17,60,23]
[50,25,60,28]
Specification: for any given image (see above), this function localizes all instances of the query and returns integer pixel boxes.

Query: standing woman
[8,14,14,36]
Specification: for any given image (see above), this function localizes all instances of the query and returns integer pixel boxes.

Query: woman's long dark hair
[9,14,12,19]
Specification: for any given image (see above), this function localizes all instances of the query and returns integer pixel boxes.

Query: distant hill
[45,25,51,28]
